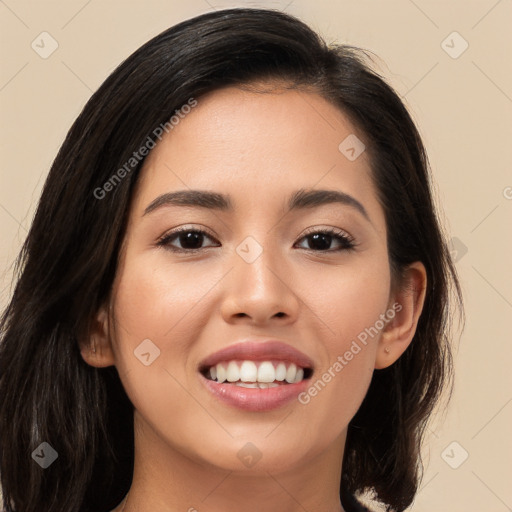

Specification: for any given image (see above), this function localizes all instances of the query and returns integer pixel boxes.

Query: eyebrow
[143,188,369,221]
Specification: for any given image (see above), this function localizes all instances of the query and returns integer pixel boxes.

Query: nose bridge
[221,231,299,322]
[234,232,285,296]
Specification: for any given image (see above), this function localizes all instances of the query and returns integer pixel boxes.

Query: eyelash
[156,226,357,254]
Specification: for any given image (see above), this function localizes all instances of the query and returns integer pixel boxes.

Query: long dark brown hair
[0,8,463,512]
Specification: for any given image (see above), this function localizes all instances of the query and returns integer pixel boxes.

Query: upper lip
[199,340,314,371]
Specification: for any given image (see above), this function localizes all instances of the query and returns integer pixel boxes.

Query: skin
[82,83,426,512]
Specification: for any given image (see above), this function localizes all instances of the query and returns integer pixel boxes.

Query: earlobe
[375,262,427,369]
[79,305,116,368]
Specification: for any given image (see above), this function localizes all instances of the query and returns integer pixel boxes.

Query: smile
[201,360,313,387]
[198,340,314,411]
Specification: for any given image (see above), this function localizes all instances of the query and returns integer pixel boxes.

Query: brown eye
[157,228,219,252]
[295,228,356,252]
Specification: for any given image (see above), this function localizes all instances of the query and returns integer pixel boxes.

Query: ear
[375,262,427,369]
[79,304,116,368]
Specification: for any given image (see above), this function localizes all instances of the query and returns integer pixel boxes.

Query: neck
[118,411,346,512]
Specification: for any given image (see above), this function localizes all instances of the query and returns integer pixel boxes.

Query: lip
[198,339,314,412]
[199,373,311,411]
[198,340,314,370]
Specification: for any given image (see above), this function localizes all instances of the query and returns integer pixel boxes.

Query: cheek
[107,266,203,444]
[108,254,229,420]
[297,312,382,450]
[307,252,391,349]
[296,257,390,433]
[296,354,374,458]
[111,254,224,352]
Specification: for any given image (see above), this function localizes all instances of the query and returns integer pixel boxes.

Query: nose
[220,239,300,326]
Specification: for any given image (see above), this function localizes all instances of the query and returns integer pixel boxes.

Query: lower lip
[200,374,310,412]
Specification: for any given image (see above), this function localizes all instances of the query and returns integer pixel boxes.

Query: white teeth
[207,360,308,385]
[294,367,304,383]
[239,361,257,382]
[285,363,297,383]
[226,361,239,382]
[275,362,287,381]
[235,382,259,388]
[235,382,279,388]
[216,363,227,383]
[257,361,275,383]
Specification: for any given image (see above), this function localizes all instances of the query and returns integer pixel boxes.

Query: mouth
[198,340,314,411]
[200,359,314,388]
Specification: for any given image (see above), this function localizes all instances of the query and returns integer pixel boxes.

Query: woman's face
[106,84,394,474]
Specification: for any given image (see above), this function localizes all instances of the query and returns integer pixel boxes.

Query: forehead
[133,85,381,222]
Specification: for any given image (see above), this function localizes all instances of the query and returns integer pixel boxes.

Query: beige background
[1,1,511,511]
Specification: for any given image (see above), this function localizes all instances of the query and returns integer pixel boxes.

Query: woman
[0,8,463,512]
